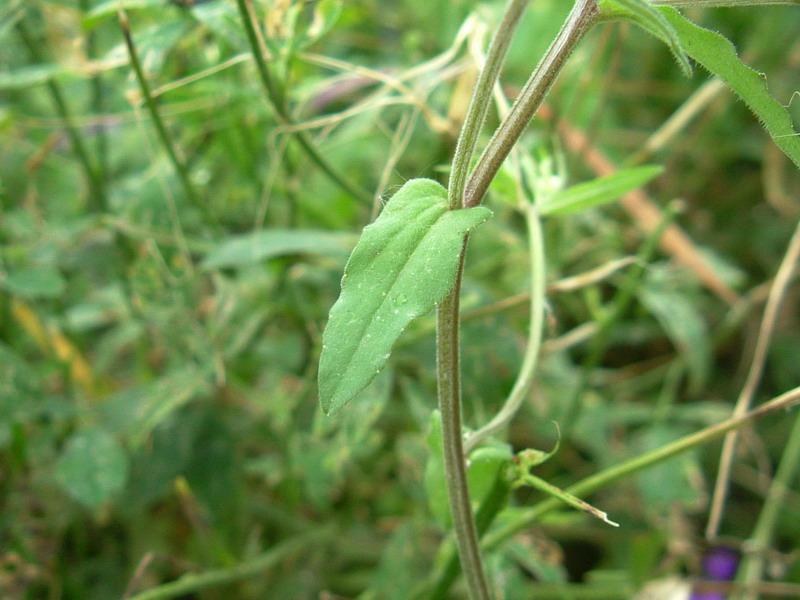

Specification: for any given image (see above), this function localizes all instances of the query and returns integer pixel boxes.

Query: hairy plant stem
[436,2,534,597]
[437,259,494,600]
[464,0,600,208]
[118,9,213,226]
[436,3,601,597]
[16,20,106,211]
[448,0,531,210]
[234,0,371,205]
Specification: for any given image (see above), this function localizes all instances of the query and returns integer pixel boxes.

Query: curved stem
[464,203,546,454]
[16,20,106,211]
[437,249,494,600]
[464,0,600,208]
[119,8,213,226]
[449,0,531,210]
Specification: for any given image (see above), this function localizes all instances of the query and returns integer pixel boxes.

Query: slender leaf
[639,270,710,393]
[0,64,66,90]
[202,228,356,269]
[318,178,491,415]
[540,165,663,216]
[0,266,66,299]
[659,6,800,169]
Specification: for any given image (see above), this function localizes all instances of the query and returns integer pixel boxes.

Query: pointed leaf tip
[318,178,491,415]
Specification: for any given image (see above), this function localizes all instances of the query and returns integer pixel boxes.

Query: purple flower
[703,547,739,581]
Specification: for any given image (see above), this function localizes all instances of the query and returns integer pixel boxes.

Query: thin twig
[234,0,371,204]
[706,217,800,539]
[16,19,106,211]
[449,0,532,209]
[126,529,330,600]
[464,0,600,208]
[464,203,546,454]
[118,7,213,225]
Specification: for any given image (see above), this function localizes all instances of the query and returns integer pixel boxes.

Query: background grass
[1,1,799,599]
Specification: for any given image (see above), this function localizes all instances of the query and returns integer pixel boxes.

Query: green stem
[464,203,546,454]
[483,385,800,551]
[464,0,600,209]
[516,472,619,526]
[448,0,531,210]
[421,386,800,598]
[80,0,108,184]
[125,528,331,600]
[736,412,800,600]
[234,0,371,204]
[421,462,513,600]
[437,253,494,600]
[16,20,106,211]
[434,3,536,597]
[118,9,213,225]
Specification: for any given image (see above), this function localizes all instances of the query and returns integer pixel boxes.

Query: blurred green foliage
[0,1,798,599]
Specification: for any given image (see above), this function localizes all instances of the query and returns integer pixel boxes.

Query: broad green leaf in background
[0,64,66,90]
[202,229,357,269]
[539,165,663,217]
[0,266,66,299]
[633,425,703,511]
[318,178,491,415]
[101,367,211,449]
[639,268,710,393]
[602,0,691,76]
[56,427,129,510]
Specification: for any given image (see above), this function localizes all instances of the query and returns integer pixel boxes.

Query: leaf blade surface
[319,179,491,415]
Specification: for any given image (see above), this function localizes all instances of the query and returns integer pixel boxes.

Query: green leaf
[0,64,66,90]
[202,228,356,269]
[539,165,663,217]
[634,425,702,511]
[601,0,692,76]
[101,367,211,449]
[639,269,710,393]
[318,178,491,415]
[56,427,129,510]
[82,0,163,29]
[659,6,800,169]
[0,266,66,299]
